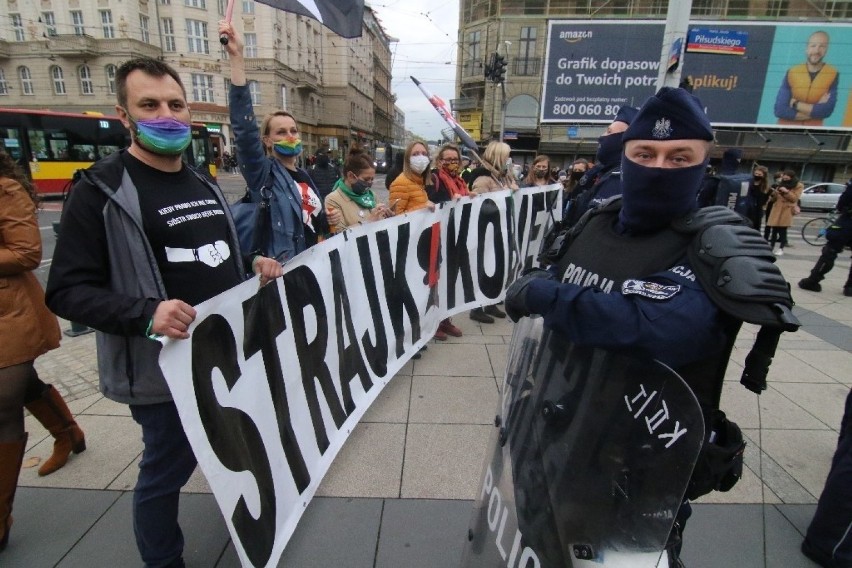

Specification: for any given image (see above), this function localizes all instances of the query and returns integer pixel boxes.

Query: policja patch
[622,279,681,300]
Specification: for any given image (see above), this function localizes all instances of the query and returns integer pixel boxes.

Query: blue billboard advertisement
[541,21,852,130]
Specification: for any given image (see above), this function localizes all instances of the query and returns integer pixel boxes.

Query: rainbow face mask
[129,115,192,156]
[273,137,303,157]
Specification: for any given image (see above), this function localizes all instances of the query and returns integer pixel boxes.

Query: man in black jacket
[799,178,852,296]
[308,149,340,200]
[46,57,282,568]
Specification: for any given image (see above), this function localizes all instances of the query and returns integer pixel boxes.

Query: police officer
[505,87,797,564]
[564,105,638,225]
[798,178,852,296]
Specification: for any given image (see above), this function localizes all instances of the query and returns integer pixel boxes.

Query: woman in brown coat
[0,151,85,552]
[766,169,804,255]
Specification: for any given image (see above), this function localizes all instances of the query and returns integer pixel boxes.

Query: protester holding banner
[324,146,392,233]
[220,21,332,262]
[505,87,798,566]
[469,141,518,195]
[389,141,434,215]
[45,57,284,568]
[465,141,517,324]
[521,155,555,188]
[427,143,474,339]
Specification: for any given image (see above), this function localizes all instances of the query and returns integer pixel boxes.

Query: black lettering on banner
[375,226,421,357]
[509,194,523,282]
[355,235,389,376]
[477,198,506,298]
[283,265,349,454]
[242,283,310,494]
[191,315,276,568]
[445,203,475,307]
[329,249,374,412]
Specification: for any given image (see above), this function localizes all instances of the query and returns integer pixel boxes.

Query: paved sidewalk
[5,218,850,567]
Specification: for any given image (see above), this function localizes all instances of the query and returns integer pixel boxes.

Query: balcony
[451,98,477,111]
[513,57,540,77]
[45,34,102,58]
[295,68,319,93]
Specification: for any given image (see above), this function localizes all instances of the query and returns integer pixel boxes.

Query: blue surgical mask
[128,115,191,156]
[618,158,706,234]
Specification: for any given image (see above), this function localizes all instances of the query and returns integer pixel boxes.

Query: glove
[504,268,553,322]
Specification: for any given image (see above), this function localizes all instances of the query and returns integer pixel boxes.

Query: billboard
[541,20,852,130]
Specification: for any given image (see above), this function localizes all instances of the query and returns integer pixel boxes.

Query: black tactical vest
[556,209,692,289]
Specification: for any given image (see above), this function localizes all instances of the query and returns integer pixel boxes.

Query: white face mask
[410,155,430,174]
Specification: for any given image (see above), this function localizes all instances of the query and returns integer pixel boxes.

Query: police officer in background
[798,178,852,297]
[505,87,798,565]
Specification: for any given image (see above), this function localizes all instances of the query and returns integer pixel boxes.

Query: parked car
[799,183,846,212]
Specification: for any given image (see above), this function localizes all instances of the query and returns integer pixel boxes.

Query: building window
[224,78,231,105]
[105,64,117,94]
[79,65,93,95]
[11,14,25,41]
[42,12,57,36]
[139,15,150,43]
[71,11,85,35]
[248,80,260,105]
[162,18,176,52]
[463,30,481,77]
[101,10,115,39]
[244,33,257,57]
[18,66,33,95]
[243,0,255,14]
[0,70,8,95]
[191,73,214,102]
[51,66,66,95]
[516,26,538,76]
[161,0,171,4]
[185,0,207,8]
[186,20,209,54]
[218,0,227,15]
[766,0,792,18]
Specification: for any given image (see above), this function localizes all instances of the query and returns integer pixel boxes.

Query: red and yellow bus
[0,108,216,196]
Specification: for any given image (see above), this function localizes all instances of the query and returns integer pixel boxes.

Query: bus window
[0,128,24,161]
[27,129,49,159]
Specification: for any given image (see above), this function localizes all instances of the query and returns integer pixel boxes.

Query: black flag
[256,0,365,38]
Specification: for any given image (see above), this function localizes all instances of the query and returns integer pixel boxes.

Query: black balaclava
[618,87,715,234]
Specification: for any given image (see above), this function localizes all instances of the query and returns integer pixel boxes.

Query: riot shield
[462,317,705,568]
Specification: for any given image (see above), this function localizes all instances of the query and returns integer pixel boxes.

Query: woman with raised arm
[219,20,336,262]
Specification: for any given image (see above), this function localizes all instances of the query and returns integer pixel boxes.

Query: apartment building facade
[0,0,403,163]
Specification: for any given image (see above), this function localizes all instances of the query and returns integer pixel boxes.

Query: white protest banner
[158,184,561,567]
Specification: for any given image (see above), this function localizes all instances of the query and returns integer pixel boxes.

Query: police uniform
[506,87,799,564]
[800,179,852,296]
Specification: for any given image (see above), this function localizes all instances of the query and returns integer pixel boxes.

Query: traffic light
[484,52,496,81]
[492,54,507,83]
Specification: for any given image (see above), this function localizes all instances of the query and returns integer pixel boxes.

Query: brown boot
[0,434,27,552]
[25,386,86,476]
[438,318,463,337]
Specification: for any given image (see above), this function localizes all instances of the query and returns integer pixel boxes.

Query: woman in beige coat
[0,151,85,552]
[766,169,804,256]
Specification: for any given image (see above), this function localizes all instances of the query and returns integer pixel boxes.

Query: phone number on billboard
[552,103,621,116]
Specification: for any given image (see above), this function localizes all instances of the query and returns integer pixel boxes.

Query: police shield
[462,317,705,568]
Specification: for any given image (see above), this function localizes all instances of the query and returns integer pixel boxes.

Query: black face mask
[316,154,330,167]
[570,170,585,181]
[618,157,707,234]
[595,132,624,168]
[351,179,371,195]
[534,170,547,179]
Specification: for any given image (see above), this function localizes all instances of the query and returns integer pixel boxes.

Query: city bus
[0,108,216,196]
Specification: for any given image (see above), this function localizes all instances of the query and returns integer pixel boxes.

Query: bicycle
[801,211,838,246]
